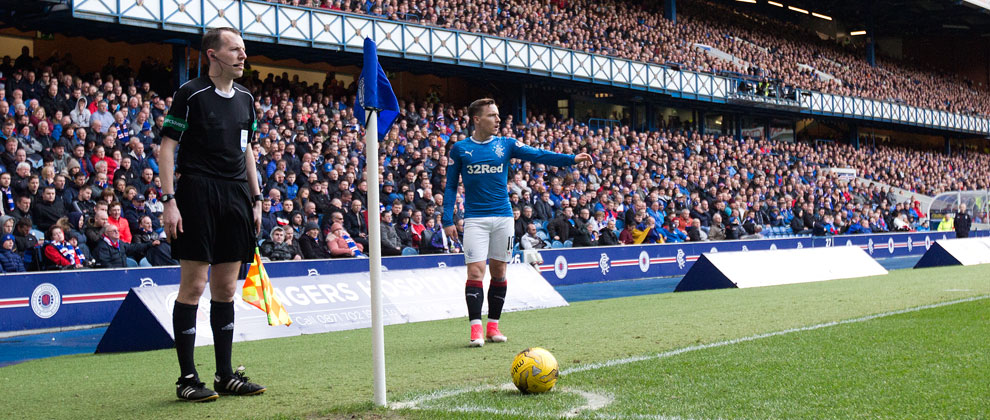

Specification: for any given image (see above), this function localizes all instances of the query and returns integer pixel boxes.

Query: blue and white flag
[355,38,399,140]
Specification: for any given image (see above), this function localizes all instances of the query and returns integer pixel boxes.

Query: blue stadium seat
[139,257,152,267]
[615,219,624,230]
[551,241,564,249]
[564,240,573,248]
[536,231,549,241]
[401,247,418,255]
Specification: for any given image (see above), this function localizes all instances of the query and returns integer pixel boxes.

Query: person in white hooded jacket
[70,97,90,127]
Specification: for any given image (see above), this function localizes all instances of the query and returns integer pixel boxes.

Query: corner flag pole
[365,109,387,406]
[357,37,397,407]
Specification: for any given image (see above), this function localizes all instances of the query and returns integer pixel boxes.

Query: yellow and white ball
[510,347,559,393]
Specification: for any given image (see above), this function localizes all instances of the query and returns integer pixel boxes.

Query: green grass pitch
[3,264,988,419]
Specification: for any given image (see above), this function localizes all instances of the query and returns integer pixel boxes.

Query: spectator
[92,223,151,268]
[520,223,546,250]
[42,225,86,269]
[106,201,132,243]
[379,211,403,256]
[13,218,37,253]
[687,219,707,242]
[572,221,598,247]
[394,212,414,248]
[327,222,364,258]
[298,222,330,259]
[597,219,620,246]
[260,226,302,261]
[708,213,726,241]
[0,233,26,272]
[69,97,90,127]
[548,207,574,243]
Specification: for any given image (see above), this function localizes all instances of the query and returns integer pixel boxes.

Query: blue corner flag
[355,38,399,140]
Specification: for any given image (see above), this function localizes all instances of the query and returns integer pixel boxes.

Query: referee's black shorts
[172,174,255,264]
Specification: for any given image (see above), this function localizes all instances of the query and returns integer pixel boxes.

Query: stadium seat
[551,241,564,249]
[615,220,624,230]
[125,258,138,268]
[31,229,44,242]
[139,257,152,267]
[564,240,573,248]
[401,247,418,256]
[536,231,549,241]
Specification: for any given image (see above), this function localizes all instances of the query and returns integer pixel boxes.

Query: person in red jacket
[42,225,85,269]
[106,201,132,243]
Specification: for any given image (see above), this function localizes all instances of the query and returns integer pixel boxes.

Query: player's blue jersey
[443,136,576,227]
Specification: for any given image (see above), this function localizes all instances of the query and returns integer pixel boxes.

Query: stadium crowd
[0,44,985,272]
[271,0,990,116]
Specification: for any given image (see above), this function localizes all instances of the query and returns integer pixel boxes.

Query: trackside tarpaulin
[96,264,564,352]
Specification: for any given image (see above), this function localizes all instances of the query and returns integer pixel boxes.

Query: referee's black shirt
[161,77,255,181]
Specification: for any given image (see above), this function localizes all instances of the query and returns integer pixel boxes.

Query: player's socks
[210,300,235,379]
[173,301,199,378]
[466,280,485,347]
[487,277,507,321]
[465,280,485,321]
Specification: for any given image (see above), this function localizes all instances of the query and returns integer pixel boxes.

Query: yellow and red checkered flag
[242,248,292,326]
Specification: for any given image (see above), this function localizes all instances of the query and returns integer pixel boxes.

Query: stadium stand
[0,1,987,272]
[268,0,990,116]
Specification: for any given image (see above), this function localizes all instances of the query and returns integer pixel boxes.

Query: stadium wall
[3,230,987,336]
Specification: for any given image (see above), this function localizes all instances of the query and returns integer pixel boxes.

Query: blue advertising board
[1,230,985,335]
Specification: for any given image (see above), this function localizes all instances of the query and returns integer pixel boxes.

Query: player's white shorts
[462,217,515,264]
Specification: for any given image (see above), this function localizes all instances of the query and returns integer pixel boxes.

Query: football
[510,347,559,394]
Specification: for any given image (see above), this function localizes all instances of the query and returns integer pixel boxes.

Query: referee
[160,28,266,402]
[443,98,591,347]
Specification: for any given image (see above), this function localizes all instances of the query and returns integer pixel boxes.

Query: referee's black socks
[210,300,235,379]
[173,301,199,379]
[487,278,508,321]
[465,280,485,321]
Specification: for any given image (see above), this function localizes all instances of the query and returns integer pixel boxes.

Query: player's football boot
[176,374,219,402]
[469,323,485,347]
[486,322,507,343]
[214,366,267,396]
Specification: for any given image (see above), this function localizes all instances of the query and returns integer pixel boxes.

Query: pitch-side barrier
[914,237,990,268]
[3,231,986,336]
[674,247,888,292]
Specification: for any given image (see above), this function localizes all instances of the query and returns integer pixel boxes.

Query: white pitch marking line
[391,295,988,417]
[562,295,989,375]
[564,389,615,418]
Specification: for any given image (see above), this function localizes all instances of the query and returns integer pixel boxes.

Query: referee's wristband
[252,194,265,202]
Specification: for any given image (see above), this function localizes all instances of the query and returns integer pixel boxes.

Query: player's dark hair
[202,27,241,55]
[468,98,496,119]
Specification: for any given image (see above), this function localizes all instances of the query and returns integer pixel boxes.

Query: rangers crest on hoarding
[599,253,610,275]
[31,283,61,319]
[554,255,568,279]
[638,250,650,272]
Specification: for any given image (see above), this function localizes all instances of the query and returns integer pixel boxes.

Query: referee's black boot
[176,374,220,402]
[215,366,267,396]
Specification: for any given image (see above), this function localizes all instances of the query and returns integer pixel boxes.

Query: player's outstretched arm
[511,140,589,167]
